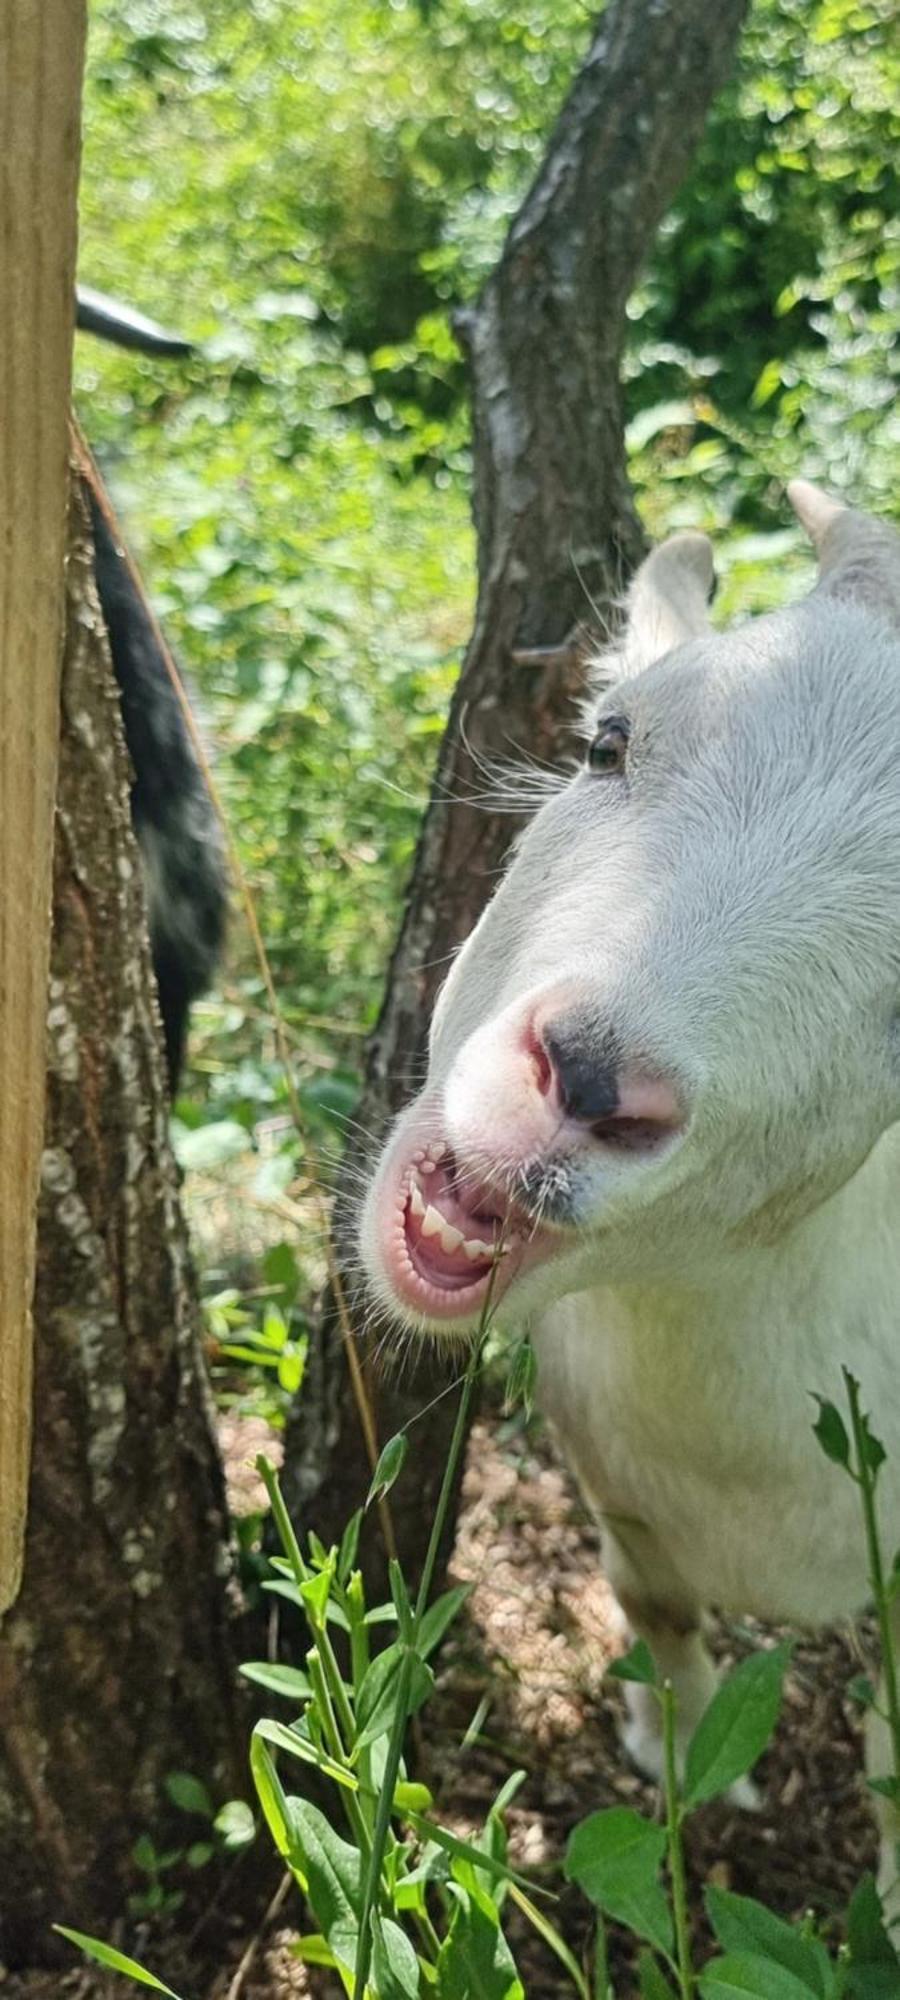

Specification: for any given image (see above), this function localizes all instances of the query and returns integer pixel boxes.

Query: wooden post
[0,2,86,1609]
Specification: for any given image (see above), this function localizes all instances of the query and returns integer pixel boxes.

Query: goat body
[362,482,900,1880]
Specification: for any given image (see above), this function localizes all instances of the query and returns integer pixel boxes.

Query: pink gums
[379,1145,557,1325]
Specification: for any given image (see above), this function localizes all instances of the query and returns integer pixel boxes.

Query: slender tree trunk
[0,483,244,1965]
[291,0,749,1586]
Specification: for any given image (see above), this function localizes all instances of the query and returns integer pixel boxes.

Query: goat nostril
[526,1025,555,1098]
[594,1072,684,1151]
[543,1028,620,1124]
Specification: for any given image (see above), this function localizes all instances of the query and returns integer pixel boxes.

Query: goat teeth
[463,1237,493,1261]
[409,1180,426,1218]
[439,1222,465,1253]
[421,1204,445,1239]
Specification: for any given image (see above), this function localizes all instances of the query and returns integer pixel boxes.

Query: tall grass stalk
[844,1368,900,1789]
[661,1681,694,2000]
[351,1318,489,1999]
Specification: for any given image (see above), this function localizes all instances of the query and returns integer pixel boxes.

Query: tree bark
[291,0,750,1586]
[0,483,244,1966]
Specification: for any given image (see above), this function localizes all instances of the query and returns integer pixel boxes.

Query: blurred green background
[75,0,898,1356]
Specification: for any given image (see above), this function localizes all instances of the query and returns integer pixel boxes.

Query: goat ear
[788,479,900,626]
[619,532,714,675]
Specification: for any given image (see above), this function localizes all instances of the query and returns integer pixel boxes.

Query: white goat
[362,482,900,1888]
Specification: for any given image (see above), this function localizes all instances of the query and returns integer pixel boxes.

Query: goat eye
[587,719,629,776]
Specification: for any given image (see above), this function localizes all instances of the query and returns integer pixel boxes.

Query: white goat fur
[362,482,900,1879]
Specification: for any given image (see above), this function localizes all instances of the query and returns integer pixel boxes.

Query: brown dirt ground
[8,1400,880,2000]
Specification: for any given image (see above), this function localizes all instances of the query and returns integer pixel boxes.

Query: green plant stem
[354,1648,415,2000]
[413,1906,442,1961]
[844,1371,900,1783]
[312,1613,360,1755]
[345,1577,375,1829]
[306,1648,372,1856]
[661,1680,694,2000]
[413,1336,485,1622]
[347,1575,371,1687]
[593,1912,610,2000]
[257,1456,309,1590]
[351,1326,488,2000]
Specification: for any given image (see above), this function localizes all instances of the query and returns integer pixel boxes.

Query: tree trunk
[0,482,244,1966]
[291,0,749,1588]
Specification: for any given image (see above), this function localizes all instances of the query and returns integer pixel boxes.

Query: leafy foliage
[61,1359,900,1996]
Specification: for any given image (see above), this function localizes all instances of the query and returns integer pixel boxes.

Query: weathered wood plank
[0,0,86,1610]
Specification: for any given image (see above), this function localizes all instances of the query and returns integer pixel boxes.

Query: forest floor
[23,1398,880,2000]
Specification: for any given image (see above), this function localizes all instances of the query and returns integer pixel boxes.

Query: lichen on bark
[0,480,243,1965]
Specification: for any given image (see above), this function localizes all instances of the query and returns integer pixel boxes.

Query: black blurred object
[76,286,224,1092]
[76,283,195,358]
[86,489,227,1092]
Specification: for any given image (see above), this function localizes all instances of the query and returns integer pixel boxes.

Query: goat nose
[541,1028,619,1123]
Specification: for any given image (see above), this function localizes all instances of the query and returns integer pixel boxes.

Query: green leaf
[355,1642,434,1749]
[886,1551,900,1604]
[503,1338,537,1417]
[250,1733,300,1869]
[846,1874,900,1992]
[699,1956,826,1999]
[338,1510,363,1584]
[239,1661,313,1700]
[750,358,783,409]
[390,1558,414,1639]
[607,1640,658,1686]
[262,1302,289,1348]
[164,1771,214,1818]
[393,1780,434,1813]
[402,1812,530,1892]
[860,1418,888,1479]
[507,1883,590,2000]
[868,1776,900,1803]
[214,1799,256,1850]
[626,400,697,450]
[186,1841,214,1869]
[564,1809,673,1959]
[300,1567,333,1624]
[219,1343,281,1368]
[278,1346,306,1394]
[292,1933,338,1968]
[253,1715,358,1790]
[367,1433,408,1507]
[705,1887,829,1996]
[638,1953,678,1999]
[288,1797,363,1943]
[172,1118,249,1171]
[684,1643,791,1807]
[436,1879,524,1998]
[262,1240,301,1304]
[418,1584,474,1660]
[811,1399,851,1469]
[394,1844,452,1910]
[372,1915,421,1998]
[54,1929,185,1997]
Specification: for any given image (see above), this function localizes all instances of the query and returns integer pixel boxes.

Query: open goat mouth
[379,1144,560,1325]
